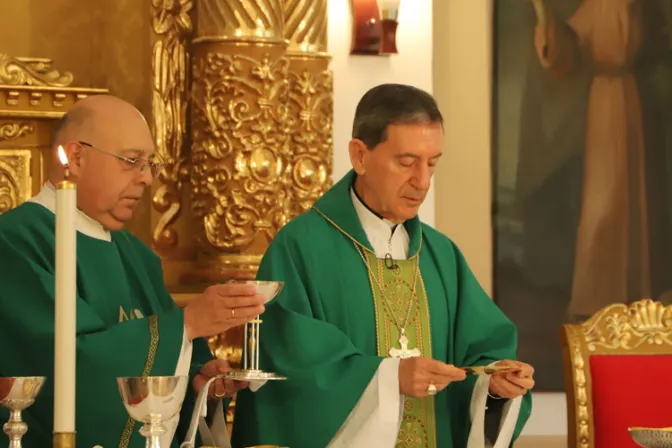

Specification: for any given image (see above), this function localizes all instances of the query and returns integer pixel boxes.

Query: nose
[410,163,432,192]
[138,166,154,186]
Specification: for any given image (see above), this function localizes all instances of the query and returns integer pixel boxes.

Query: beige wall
[432,0,493,294]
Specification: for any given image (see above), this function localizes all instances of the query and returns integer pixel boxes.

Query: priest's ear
[349,138,370,176]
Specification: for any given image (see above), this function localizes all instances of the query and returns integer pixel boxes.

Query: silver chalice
[0,376,45,448]
[224,280,287,381]
[117,375,189,448]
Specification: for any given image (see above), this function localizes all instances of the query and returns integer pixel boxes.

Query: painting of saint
[493,0,672,390]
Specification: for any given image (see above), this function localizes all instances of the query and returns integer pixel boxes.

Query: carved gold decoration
[0,150,32,214]
[0,123,34,142]
[194,0,284,43]
[185,0,289,283]
[584,299,672,351]
[208,331,243,367]
[150,0,194,251]
[283,0,333,218]
[190,50,290,276]
[285,60,333,218]
[561,299,672,448]
[0,55,108,215]
[186,2,291,430]
[0,54,74,87]
[0,88,105,119]
[564,325,590,448]
[284,0,328,53]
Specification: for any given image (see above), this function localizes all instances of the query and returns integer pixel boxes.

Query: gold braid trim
[311,206,423,259]
[118,315,160,448]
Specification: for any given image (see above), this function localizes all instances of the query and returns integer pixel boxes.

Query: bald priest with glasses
[0,95,266,447]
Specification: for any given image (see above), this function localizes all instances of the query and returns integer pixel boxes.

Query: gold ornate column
[185,0,290,284]
[284,0,333,218]
[150,0,194,256]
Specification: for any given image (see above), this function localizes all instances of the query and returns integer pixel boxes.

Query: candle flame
[57,145,69,167]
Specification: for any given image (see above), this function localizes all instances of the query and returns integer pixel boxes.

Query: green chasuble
[0,202,213,447]
[232,170,532,448]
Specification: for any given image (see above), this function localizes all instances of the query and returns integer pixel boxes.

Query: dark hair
[352,83,443,149]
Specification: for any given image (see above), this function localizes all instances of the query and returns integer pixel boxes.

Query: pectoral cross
[388,329,421,359]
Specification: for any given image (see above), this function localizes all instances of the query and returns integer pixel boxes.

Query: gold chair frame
[560,298,672,448]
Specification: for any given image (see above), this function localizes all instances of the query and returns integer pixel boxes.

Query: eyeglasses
[78,141,163,177]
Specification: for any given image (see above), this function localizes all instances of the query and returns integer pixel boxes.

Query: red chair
[560,299,672,448]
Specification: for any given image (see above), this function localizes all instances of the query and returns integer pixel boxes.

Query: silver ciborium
[225,280,287,381]
[117,376,189,448]
[0,376,45,448]
[629,427,672,448]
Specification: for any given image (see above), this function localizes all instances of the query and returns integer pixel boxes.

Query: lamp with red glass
[379,0,400,54]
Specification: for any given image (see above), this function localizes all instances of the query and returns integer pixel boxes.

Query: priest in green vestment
[0,95,267,447]
[232,84,535,448]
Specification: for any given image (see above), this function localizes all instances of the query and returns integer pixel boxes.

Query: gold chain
[354,243,421,333]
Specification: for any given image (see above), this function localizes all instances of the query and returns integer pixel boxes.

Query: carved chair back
[560,299,672,448]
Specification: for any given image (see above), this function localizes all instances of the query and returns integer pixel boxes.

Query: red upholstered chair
[560,299,672,448]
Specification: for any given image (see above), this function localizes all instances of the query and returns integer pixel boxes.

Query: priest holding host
[232,84,534,448]
[0,95,262,447]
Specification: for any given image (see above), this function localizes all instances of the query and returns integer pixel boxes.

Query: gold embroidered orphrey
[354,243,421,358]
[312,206,436,447]
[362,241,438,448]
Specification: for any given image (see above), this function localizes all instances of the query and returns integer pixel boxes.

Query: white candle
[54,145,77,433]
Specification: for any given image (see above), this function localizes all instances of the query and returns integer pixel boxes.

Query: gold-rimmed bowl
[629,427,672,448]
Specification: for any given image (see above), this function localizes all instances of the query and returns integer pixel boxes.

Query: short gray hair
[352,84,443,150]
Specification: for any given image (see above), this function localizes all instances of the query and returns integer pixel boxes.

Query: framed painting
[492,0,672,391]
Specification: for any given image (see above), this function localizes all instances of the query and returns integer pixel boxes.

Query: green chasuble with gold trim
[232,170,532,448]
[0,202,213,447]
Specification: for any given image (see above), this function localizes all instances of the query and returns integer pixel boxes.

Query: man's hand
[193,359,249,400]
[399,358,467,397]
[184,283,267,341]
[488,360,535,399]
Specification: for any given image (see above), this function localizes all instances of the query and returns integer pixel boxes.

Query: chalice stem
[247,320,258,371]
[140,421,166,448]
[255,316,260,370]
[4,410,27,448]
[243,321,249,370]
[148,434,161,448]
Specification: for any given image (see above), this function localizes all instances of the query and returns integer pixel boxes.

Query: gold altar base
[53,431,75,448]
